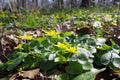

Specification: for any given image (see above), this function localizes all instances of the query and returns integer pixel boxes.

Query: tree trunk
[22,0,26,8]
[81,0,90,7]
[70,0,77,8]
[32,0,38,10]
[60,0,64,9]
[54,0,64,9]
[35,0,38,8]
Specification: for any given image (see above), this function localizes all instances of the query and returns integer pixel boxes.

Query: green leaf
[0,78,7,80]
[54,73,69,80]
[37,37,45,43]
[71,53,87,64]
[30,40,39,48]
[23,53,41,69]
[82,62,93,70]
[78,35,96,46]
[40,52,49,59]
[89,46,96,53]
[73,68,105,80]
[101,51,120,65]
[65,61,83,75]
[101,52,112,65]
[96,38,106,45]
[71,48,93,64]
[112,45,120,50]
[112,45,120,53]
[64,32,72,36]
[22,43,30,52]
[98,44,111,50]
[6,52,27,71]
[87,38,96,46]
[41,39,50,47]
[54,56,66,63]
[25,15,38,27]
[48,54,56,60]
[72,48,90,60]
[110,39,116,45]
[0,63,7,71]
[40,61,57,71]
[112,58,120,68]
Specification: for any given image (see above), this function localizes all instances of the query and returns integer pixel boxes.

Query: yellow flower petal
[104,15,112,22]
[111,20,117,25]
[55,42,78,54]
[12,15,17,19]
[55,42,68,50]
[44,30,60,36]
[14,44,23,49]
[66,47,77,53]
[17,34,33,40]
[0,22,3,26]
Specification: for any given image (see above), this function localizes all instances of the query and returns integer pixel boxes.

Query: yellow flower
[18,67,23,72]
[55,42,68,50]
[111,20,117,25]
[66,47,77,53]
[44,30,60,37]
[17,34,33,40]
[104,15,112,22]
[55,42,78,53]
[0,22,3,26]
[14,44,23,49]
[12,15,17,19]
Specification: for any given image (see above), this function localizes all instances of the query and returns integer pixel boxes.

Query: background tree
[81,0,91,7]
[52,0,64,9]
[0,0,118,11]
[32,0,38,10]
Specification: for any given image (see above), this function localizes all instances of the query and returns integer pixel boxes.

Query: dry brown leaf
[9,68,40,80]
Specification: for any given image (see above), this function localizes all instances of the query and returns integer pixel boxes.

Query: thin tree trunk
[35,0,38,8]
[81,0,90,7]
[60,0,64,9]
[22,0,26,8]
[32,0,38,10]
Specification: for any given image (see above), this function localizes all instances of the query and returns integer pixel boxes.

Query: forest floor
[0,7,120,80]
